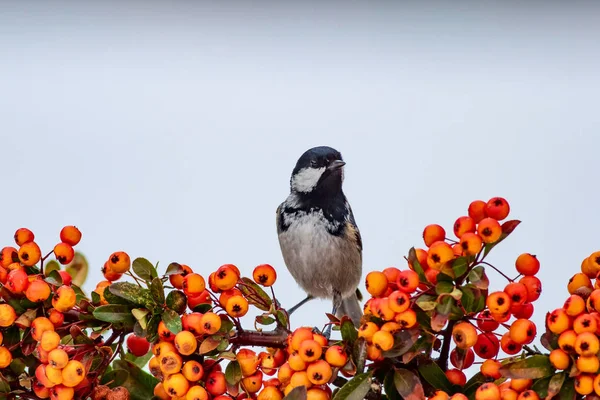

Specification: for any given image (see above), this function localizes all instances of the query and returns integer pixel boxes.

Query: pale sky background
[2,2,600,357]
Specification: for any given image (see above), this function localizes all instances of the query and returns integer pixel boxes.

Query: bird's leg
[287,295,315,316]
[322,290,343,339]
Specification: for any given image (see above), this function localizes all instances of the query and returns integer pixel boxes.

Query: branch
[229,327,289,349]
[436,320,456,372]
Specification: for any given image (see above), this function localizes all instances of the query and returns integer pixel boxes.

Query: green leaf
[418,360,454,394]
[435,281,454,295]
[161,309,182,335]
[146,316,160,343]
[44,269,63,286]
[382,328,419,358]
[125,348,153,369]
[193,303,213,314]
[416,295,438,312]
[91,291,101,305]
[341,318,358,346]
[481,220,521,258]
[352,337,368,374]
[133,258,158,283]
[44,260,60,275]
[100,369,130,388]
[383,371,403,400]
[256,315,276,326]
[407,247,428,283]
[394,368,425,400]
[165,262,184,276]
[108,282,154,307]
[499,355,555,380]
[276,310,289,330]
[468,266,489,290]
[452,257,469,277]
[460,285,484,314]
[547,372,566,400]
[531,376,551,399]
[332,372,372,400]
[93,305,135,325]
[284,385,308,400]
[556,378,575,400]
[65,252,89,287]
[238,278,272,312]
[225,360,243,386]
[132,308,149,329]
[463,372,487,400]
[150,278,165,305]
[436,273,454,283]
[112,360,159,400]
[0,376,9,393]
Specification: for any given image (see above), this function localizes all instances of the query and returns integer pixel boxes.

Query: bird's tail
[336,292,363,327]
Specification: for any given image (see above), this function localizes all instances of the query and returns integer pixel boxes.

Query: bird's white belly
[278,213,361,299]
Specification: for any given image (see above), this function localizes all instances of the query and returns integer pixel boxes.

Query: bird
[276,146,363,331]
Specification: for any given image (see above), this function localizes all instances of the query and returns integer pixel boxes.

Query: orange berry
[182,360,204,383]
[450,348,475,369]
[46,365,63,385]
[593,374,600,397]
[61,360,85,387]
[32,317,55,342]
[387,291,410,313]
[7,268,28,294]
[164,373,190,398]
[26,279,51,303]
[459,232,483,257]
[577,355,600,373]
[101,261,123,282]
[512,302,534,319]
[549,348,570,370]
[381,321,403,334]
[365,271,388,297]
[160,351,183,375]
[558,329,577,352]
[214,265,239,291]
[396,270,419,293]
[253,264,277,287]
[446,369,467,386]
[14,228,35,246]
[427,241,455,270]
[574,313,598,334]
[509,319,536,345]
[183,273,206,297]
[480,359,502,379]
[468,200,488,223]
[486,291,511,314]
[59,226,81,246]
[372,330,394,351]
[475,383,501,400]
[41,330,61,352]
[157,321,176,342]
[477,218,502,244]
[547,308,572,334]
[53,243,74,265]
[0,304,16,328]
[237,348,260,377]
[278,363,293,386]
[93,281,110,305]
[205,371,227,396]
[423,224,446,247]
[454,216,476,238]
[325,345,348,368]
[515,253,539,276]
[181,313,204,336]
[503,282,527,306]
[486,197,510,220]
[107,251,131,274]
[568,273,593,295]
[50,385,74,400]
[289,370,312,390]
[187,290,211,310]
[0,347,12,369]
[186,385,209,400]
[575,374,595,395]
[474,333,500,360]
[200,312,221,335]
[298,340,322,363]
[358,322,379,342]
[395,308,417,329]
[517,390,539,400]
[52,285,76,312]
[575,331,600,356]
[241,370,263,393]
[306,360,332,385]
[48,348,69,369]
[258,386,284,400]
[382,267,401,288]
[33,380,50,399]
[564,294,586,316]
[174,330,197,356]
[0,247,17,268]
[18,241,42,267]
[452,322,478,349]
[225,295,249,318]
[169,264,193,289]
[500,332,522,355]
[288,351,307,372]
[519,276,542,302]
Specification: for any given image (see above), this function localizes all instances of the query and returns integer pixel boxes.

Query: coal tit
[276,146,363,327]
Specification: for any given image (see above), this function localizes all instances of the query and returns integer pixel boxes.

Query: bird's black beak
[327,160,346,171]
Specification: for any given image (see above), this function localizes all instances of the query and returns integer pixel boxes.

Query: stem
[479,261,513,282]
[229,327,289,349]
[437,320,456,372]
[126,271,144,287]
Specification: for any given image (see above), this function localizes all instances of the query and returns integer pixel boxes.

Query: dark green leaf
[225,360,243,386]
[276,310,289,330]
[2,327,20,349]
[44,270,63,286]
[341,318,358,346]
[556,378,575,400]
[407,247,428,283]
[72,284,87,303]
[499,355,555,380]
[352,337,367,374]
[452,257,469,277]
[219,318,234,334]
[547,372,566,400]
[93,305,135,325]
[435,281,454,295]
[463,373,487,400]
[460,285,484,315]
[100,369,130,388]
[284,385,308,400]
[383,371,403,400]
[382,328,419,358]
[394,368,425,400]
[418,360,454,394]
[0,376,9,393]
[165,262,184,276]
[108,282,154,307]
[193,303,213,314]
[332,372,372,400]
[113,360,159,400]
[146,316,160,343]
[436,273,454,283]
[91,291,101,305]
[133,258,158,282]
[161,309,182,335]
[468,266,489,290]
[238,278,272,312]
[531,376,551,399]
[150,278,165,305]
[256,315,276,326]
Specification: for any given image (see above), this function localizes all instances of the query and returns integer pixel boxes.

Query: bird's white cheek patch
[292,167,325,193]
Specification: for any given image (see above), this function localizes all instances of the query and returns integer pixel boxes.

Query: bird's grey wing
[276,203,285,235]
[345,202,362,253]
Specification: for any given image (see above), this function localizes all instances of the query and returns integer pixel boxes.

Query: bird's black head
[289,146,345,196]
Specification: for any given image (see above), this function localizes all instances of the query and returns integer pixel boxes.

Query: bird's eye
[310,160,318,167]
